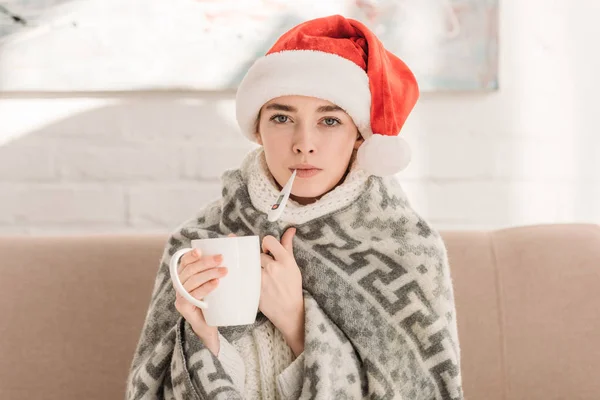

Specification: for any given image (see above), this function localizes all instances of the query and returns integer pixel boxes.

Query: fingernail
[215,254,223,262]
[193,249,200,257]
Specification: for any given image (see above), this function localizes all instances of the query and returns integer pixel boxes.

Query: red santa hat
[235,14,419,176]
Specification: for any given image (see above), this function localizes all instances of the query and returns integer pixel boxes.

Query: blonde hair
[254,110,262,139]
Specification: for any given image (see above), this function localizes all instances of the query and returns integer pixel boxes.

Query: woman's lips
[291,168,321,178]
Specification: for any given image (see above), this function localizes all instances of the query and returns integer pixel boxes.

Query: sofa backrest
[1,224,599,399]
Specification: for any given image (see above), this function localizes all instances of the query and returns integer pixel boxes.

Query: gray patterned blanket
[126,167,463,399]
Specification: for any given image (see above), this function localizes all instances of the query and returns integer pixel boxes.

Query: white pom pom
[356,134,411,176]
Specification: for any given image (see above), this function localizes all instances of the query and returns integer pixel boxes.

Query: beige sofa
[1,224,599,399]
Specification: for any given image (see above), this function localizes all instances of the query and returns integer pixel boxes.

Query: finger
[179,254,224,285]
[183,267,228,293]
[262,235,289,262]
[174,291,190,311]
[179,249,202,273]
[189,278,221,300]
[280,227,296,255]
[174,290,203,321]
[174,290,189,312]
[260,253,275,270]
[228,233,236,237]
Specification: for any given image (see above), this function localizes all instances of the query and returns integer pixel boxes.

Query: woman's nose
[292,125,316,154]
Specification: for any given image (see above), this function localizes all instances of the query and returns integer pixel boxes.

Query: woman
[126,14,463,400]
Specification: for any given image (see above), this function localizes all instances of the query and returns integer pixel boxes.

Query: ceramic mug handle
[169,248,209,309]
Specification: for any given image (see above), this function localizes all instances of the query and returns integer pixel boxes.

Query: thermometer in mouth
[268,169,297,222]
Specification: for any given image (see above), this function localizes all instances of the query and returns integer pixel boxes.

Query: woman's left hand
[259,227,305,356]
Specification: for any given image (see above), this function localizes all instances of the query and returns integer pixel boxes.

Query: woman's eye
[323,118,340,126]
[271,115,289,124]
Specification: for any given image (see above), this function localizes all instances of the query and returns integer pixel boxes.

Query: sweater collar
[240,148,371,225]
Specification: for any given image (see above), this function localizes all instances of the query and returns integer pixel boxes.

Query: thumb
[280,227,296,255]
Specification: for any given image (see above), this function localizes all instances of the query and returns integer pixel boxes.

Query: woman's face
[256,95,363,204]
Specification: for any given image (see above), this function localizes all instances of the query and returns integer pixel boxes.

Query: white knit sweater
[216,321,304,399]
[213,148,370,399]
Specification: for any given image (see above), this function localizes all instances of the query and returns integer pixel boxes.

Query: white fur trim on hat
[357,134,411,176]
[236,50,372,141]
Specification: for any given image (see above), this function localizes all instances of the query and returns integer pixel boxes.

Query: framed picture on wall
[0,0,498,92]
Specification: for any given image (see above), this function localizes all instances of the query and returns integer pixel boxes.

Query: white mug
[169,235,261,327]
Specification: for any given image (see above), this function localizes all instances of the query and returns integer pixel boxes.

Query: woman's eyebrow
[316,105,345,113]
[265,103,297,112]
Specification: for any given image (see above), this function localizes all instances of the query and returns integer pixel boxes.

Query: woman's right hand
[173,248,228,356]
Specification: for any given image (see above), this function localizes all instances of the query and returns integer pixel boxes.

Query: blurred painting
[0,0,498,92]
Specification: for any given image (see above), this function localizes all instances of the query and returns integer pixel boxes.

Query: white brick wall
[128,182,223,228]
[0,184,125,225]
[0,0,599,235]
